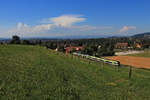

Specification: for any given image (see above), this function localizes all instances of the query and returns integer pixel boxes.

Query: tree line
[7,35,150,57]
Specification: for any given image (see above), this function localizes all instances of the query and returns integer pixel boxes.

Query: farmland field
[0,45,150,100]
[106,56,150,69]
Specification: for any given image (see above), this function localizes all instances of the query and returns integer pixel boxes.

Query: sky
[0,0,150,38]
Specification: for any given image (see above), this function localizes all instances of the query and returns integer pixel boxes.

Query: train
[73,52,120,66]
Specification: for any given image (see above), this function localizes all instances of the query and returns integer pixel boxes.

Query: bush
[10,35,21,44]
[22,40,31,45]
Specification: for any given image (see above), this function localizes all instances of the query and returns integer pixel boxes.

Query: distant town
[1,32,150,57]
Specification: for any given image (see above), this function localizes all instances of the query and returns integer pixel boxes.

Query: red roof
[115,43,128,48]
[65,46,83,53]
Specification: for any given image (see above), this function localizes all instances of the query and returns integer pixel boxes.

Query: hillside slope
[132,32,150,38]
[0,45,150,100]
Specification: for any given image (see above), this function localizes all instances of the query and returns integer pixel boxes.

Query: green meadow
[127,50,150,58]
[0,45,150,100]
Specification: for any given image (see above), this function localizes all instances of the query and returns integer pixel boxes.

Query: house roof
[65,46,83,53]
[115,43,128,47]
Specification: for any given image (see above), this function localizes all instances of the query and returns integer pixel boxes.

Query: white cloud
[32,24,52,32]
[120,26,136,33]
[17,22,29,31]
[5,14,113,38]
[8,22,53,36]
[11,15,110,35]
[10,14,86,35]
[17,22,22,30]
[41,14,86,27]
[19,22,52,32]
[23,24,28,28]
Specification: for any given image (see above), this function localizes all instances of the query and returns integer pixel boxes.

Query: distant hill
[132,32,150,38]
[0,38,10,40]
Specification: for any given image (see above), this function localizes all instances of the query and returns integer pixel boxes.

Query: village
[55,40,150,55]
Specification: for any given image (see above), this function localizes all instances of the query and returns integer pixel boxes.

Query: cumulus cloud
[17,22,23,30]
[41,14,86,27]
[120,26,136,33]
[32,24,52,32]
[10,15,86,35]
[17,22,29,31]
[11,15,111,35]
[6,14,113,37]
[9,22,53,35]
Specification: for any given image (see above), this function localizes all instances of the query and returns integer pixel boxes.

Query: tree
[97,43,115,57]
[10,35,21,44]
[58,45,65,52]
[71,48,76,53]
[81,46,95,56]
[22,40,30,45]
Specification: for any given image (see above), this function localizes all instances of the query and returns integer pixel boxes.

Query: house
[55,48,58,51]
[142,44,150,49]
[135,43,142,48]
[65,46,83,53]
[115,43,128,49]
[135,43,150,49]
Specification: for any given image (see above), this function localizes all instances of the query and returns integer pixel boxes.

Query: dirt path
[105,56,150,69]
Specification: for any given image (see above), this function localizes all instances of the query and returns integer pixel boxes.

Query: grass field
[0,45,150,100]
[127,50,150,58]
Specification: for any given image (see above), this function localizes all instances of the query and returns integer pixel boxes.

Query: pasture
[127,50,150,58]
[0,45,150,100]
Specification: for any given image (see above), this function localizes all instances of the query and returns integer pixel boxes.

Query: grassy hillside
[0,45,150,100]
[127,50,150,58]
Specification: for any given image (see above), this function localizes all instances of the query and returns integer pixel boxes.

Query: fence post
[100,61,103,69]
[102,61,104,68]
[89,59,91,64]
[129,66,132,79]
[117,64,120,72]
[71,53,73,59]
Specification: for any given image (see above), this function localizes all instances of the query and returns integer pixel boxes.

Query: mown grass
[127,50,150,58]
[0,45,150,100]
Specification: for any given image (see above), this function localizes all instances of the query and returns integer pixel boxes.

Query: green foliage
[10,35,21,44]
[0,45,150,99]
[46,42,57,50]
[82,43,115,57]
[58,45,65,52]
[22,40,31,45]
[97,43,115,57]
[81,45,97,56]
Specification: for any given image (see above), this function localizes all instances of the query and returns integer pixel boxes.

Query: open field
[106,56,150,69]
[126,50,150,58]
[0,45,150,99]
[115,50,144,56]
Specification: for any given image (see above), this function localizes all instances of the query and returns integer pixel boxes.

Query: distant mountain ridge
[132,32,150,38]
[1,32,150,40]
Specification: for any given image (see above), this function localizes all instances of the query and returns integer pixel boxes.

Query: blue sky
[0,0,150,38]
